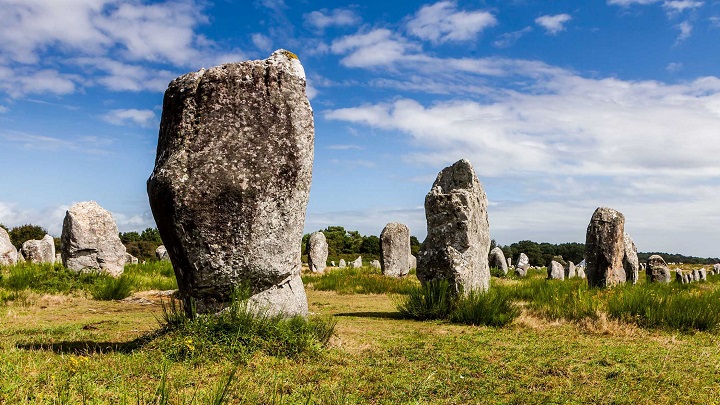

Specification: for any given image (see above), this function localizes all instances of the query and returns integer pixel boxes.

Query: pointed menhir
[417,159,491,294]
[584,207,626,287]
[147,50,313,316]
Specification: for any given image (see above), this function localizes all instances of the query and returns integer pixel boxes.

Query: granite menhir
[147,50,313,316]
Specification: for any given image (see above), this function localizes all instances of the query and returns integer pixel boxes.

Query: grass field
[2,262,720,403]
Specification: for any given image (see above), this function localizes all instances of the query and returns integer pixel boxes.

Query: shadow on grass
[334,311,405,319]
[15,332,160,355]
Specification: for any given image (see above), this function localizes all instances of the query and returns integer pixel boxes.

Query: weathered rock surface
[623,232,639,284]
[577,266,586,279]
[565,261,576,279]
[61,201,127,276]
[548,260,565,280]
[306,232,328,273]
[714,263,720,274]
[370,260,381,269]
[147,50,313,316]
[516,253,530,277]
[489,247,508,276]
[156,245,170,261]
[351,256,362,268]
[646,255,671,283]
[21,234,55,264]
[417,159,491,294]
[380,222,410,277]
[675,268,685,284]
[0,228,17,266]
[17,249,24,263]
[409,255,417,270]
[699,268,707,281]
[126,253,139,265]
[585,207,626,287]
[339,259,346,268]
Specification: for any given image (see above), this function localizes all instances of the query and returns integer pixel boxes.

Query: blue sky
[1,0,720,257]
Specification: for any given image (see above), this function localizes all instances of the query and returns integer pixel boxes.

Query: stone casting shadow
[334,311,405,320]
[16,332,160,355]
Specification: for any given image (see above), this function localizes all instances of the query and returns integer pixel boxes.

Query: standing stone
[306,232,328,274]
[370,260,381,269]
[0,228,18,266]
[61,201,127,277]
[507,257,512,267]
[714,263,720,274]
[351,256,362,268]
[339,259,346,268]
[417,159,490,294]
[489,247,508,276]
[17,249,25,263]
[156,245,170,261]
[330,260,335,267]
[675,268,684,284]
[516,253,530,277]
[577,266,586,279]
[692,269,701,282]
[646,255,671,283]
[622,233,639,285]
[147,50,313,316]
[126,253,139,265]
[548,260,565,280]
[380,222,410,277]
[20,234,55,264]
[55,253,62,263]
[699,268,707,281]
[409,254,417,270]
[565,261,576,279]
[585,207,626,288]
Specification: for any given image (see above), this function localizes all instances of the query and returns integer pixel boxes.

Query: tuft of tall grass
[397,280,520,326]
[124,262,178,291]
[450,288,519,327]
[90,274,135,300]
[155,287,337,360]
[507,278,600,321]
[396,279,455,320]
[606,283,720,331]
[304,266,419,295]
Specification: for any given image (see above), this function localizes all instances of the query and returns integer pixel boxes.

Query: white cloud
[0,131,115,155]
[493,27,533,48]
[666,62,683,72]
[251,33,273,52]
[304,8,360,30]
[676,21,693,42]
[535,14,572,35]
[0,0,208,66]
[406,1,496,43]
[103,109,156,128]
[326,144,363,150]
[607,0,662,5]
[663,0,703,13]
[0,66,80,98]
[72,57,175,92]
[331,29,422,68]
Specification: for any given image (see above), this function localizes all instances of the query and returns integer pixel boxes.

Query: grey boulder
[646,255,671,283]
[306,232,328,273]
[156,245,170,261]
[489,247,508,276]
[548,260,565,280]
[380,222,410,277]
[0,228,18,266]
[585,207,626,287]
[623,233,639,284]
[20,234,55,264]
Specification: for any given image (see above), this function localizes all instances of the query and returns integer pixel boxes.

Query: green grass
[396,279,455,320]
[90,274,135,300]
[507,277,600,321]
[303,265,419,294]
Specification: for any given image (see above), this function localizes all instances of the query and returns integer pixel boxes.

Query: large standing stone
[61,201,127,277]
[646,255,671,283]
[147,50,313,316]
[306,232,328,273]
[0,228,17,266]
[713,263,720,274]
[409,254,417,270]
[516,253,530,277]
[339,259,346,268]
[565,261,576,279]
[548,260,565,280]
[417,159,490,294]
[675,268,684,283]
[20,234,55,264]
[156,245,170,261]
[585,207,626,288]
[351,256,362,268]
[577,266,586,279]
[126,253,139,265]
[380,222,410,277]
[699,268,707,281]
[370,260,381,269]
[622,233,639,285]
[489,247,508,276]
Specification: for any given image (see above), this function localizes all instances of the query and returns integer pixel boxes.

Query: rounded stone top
[432,158,479,194]
[590,206,624,222]
[268,49,306,80]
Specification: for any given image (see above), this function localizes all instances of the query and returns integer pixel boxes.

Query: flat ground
[1,269,720,404]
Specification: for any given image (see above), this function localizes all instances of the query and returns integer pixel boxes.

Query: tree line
[302,226,421,263]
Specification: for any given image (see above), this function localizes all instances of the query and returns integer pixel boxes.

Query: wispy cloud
[102,109,156,128]
[493,27,533,48]
[675,20,693,43]
[0,131,114,155]
[406,1,496,44]
[251,33,273,52]
[326,144,364,150]
[535,14,572,35]
[331,28,421,68]
[304,8,360,30]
